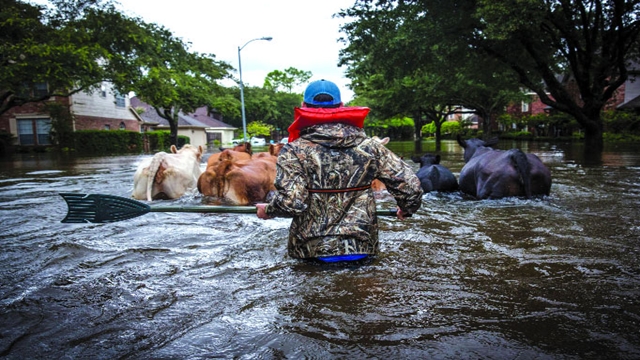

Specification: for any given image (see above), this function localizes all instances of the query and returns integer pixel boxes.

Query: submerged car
[231,137,266,146]
[250,137,266,146]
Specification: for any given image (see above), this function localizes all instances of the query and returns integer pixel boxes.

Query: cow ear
[171,145,178,154]
[411,155,420,163]
[435,154,441,163]
[456,134,466,148]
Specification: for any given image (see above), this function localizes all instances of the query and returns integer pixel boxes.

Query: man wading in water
[256,79,423,262]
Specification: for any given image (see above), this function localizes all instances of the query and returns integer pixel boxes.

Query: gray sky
[116,0,357,101]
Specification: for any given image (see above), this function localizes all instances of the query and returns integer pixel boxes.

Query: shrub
[72,130,143,154]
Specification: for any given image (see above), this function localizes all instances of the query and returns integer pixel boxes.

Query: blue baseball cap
[303,79,341,107]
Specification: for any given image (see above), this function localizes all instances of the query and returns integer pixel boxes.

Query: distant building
[0,82,140,149]
[0,82,238,152]
[130,97,237,149]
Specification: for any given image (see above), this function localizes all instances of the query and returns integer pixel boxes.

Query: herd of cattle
[131,136,552,205]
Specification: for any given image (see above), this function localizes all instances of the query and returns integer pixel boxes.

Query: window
[522,101,530,112]
[115,93,126,108]
[17,82,49,98]
[119,122,126,130]
[17,118,51,145]
[100,84,107,98]
[104,124,111,130]
[34,83,48,97]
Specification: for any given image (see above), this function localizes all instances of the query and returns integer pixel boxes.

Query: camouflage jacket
[265,123,423,259]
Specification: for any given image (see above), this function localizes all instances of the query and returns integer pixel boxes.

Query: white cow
[132,144,204,201]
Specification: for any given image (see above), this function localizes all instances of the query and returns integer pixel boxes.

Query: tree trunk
[477,109,492,138]
[169,111,180,147]
[435,120,442,152]
[412,111,423,153]
[583,113,604,153]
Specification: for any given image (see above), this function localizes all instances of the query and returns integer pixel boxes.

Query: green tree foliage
[339,0,640,152]
[337,0,524,151]
[2,0,235,146]
[264,67,312,93]
[225,85,302,137]
[1,0,118,116]
[364,116,414,140]
[246,120,274,138]
[443,0,640,150]
[107,17,234,146]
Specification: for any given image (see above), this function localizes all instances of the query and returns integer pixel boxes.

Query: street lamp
[238,36,273,143]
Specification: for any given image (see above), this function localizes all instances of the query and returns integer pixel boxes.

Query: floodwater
[1,140,639,359]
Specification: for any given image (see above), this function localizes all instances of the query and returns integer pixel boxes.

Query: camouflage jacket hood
[299,122,367,149]
[266,123,423,259]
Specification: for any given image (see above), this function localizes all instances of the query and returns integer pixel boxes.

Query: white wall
[178,127,207,149]
[70,83,137,121]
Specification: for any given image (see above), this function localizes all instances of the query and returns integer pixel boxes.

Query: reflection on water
[1,140,640,359]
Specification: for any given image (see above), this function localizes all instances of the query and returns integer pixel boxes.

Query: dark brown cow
[456,136,551,199]
[410,153,458,192]
[197,143,284,205]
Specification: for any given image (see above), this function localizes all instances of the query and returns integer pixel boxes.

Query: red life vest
[287,106,370,142]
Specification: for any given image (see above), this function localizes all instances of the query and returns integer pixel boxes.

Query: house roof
[618,94,640,109]
[130,97,237,129]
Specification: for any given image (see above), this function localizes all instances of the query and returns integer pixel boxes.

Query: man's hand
[396,207,410,220]
[256,203,273,219]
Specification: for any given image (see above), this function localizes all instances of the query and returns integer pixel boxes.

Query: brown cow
[251,143,284,163]
[197,143,284,205]
[197,157,276,205]
[206,143,252,169]
[132,144,204,201]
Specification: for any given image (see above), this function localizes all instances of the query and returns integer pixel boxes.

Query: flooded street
[1,140,639,359]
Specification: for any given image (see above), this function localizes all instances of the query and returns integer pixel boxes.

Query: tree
[337,1,524,150]
[224,84,302,138]
[263,67,312,93]
[2,0,235,146]
[247,120,274,138]
[88,6,235,146]
[428,0,640,151]
[1,0,120,116]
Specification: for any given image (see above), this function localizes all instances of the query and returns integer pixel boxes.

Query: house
[0,82,238,153]
[508,64,640,118]
[0,82,141,149]
[130,97,237,149]
[616,62,640,110]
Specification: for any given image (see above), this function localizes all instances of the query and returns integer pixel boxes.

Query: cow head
[411,153,441,168]
[269,143,285,156]
[457,136,499,162]
[171,144,204,160]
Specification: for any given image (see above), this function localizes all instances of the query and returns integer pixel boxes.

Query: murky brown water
[1,140,639,359]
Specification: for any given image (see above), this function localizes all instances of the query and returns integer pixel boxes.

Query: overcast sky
[115,0,357,101]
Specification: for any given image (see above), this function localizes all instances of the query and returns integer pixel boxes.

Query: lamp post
[238,36,272,143]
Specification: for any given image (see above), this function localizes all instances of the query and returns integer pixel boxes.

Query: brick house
[0,82,141,151]
[507,65,640,118]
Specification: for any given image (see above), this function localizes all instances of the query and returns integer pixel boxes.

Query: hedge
[65,130,189,154]
[71,130,143,154]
